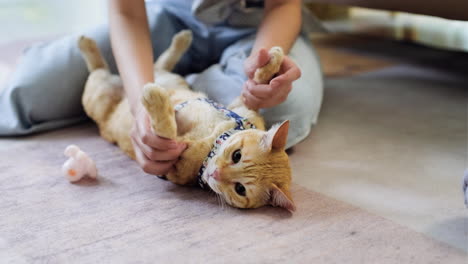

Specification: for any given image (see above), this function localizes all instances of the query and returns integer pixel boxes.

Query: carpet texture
[300,34,468,252]
[0,124,466,263]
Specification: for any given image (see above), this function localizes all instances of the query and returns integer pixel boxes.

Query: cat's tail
[154,30,192,72]
[78,36,108,72]
[142,83,177,139]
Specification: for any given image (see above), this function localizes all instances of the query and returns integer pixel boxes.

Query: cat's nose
[211,169,221,181]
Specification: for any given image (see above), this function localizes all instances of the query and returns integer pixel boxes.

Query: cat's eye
[235,182,246,196]
[232,149,242,164]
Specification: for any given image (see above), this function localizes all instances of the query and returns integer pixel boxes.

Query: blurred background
[0,0,107,45]
[0,0,106,88]
[2,0,467,48]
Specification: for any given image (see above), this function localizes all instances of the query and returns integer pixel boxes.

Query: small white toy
[62,145,98,182]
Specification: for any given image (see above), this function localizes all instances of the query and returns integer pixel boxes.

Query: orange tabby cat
[78,30,295,212]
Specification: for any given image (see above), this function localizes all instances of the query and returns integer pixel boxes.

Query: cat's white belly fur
[175,99,236,141]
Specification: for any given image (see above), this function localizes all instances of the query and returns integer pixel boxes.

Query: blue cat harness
[174,98,256,189]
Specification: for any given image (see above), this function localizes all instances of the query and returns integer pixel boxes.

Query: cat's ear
[269,184,296,212]
[262,120,289,151]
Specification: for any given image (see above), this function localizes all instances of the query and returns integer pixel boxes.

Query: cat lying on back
[78,30,295,212]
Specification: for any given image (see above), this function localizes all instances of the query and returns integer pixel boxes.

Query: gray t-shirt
[158,0,324,33]
[191,0,265,27]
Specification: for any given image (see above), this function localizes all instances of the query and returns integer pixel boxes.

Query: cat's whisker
[218,192,228,209]
[210,190,221,207]
[216,193,222,208]
[218,196,224,209]
[210,191,219,207]
[210,190,223,208]
[221,195,227,209]
[216,193,226,209]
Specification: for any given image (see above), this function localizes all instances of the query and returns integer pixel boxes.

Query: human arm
[108,0,154,112]
[108,0,186,175]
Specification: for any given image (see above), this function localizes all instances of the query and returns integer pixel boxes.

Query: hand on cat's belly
[130,106,187,176]
[242,48,301,109]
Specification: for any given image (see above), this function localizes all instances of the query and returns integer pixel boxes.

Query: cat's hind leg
[142,84,177,139]
[78,36,108,71]
[78,36,123,128]
[154,30,192,72]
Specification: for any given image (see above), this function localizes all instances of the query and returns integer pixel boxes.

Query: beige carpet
[303,33,468,252]
[0,124,466,263]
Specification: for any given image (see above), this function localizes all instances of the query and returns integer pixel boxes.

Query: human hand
[130,105,186,176]
[242,48,301,109]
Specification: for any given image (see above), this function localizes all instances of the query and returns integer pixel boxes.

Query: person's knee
[289,36,324,121]
[0,29,103,136]
[8,36,87,111]
[262,61,323,147]
[266,102,318,146]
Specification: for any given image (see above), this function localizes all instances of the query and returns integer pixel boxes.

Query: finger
[270,73,299,93]
[140,132,178,150]
[242,88,264,110]
[257,83,291,109]
[244,80,272,99]
[245,48,270,78]
[260,93,288,109]
[141,158,176,176]
[136,114,178,150]
[134,134,187,161]
[151,144,186,161]
[269,76,294,94]
[277,57,302,82]
[271,84,292,105]
[243,82,290,109]
[132,137,177,176]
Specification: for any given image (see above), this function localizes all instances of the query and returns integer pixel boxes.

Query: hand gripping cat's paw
[142,84,177,139]
[253,46,284,84]
[62,145,98,182]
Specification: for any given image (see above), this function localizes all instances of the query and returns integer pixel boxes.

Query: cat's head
[203,121,295,212]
